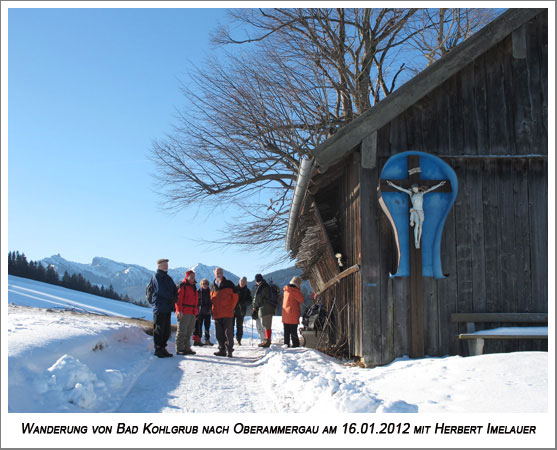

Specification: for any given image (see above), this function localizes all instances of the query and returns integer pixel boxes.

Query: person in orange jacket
[175,270,198,355]
[282,276,305,348]
[210,267,239,357]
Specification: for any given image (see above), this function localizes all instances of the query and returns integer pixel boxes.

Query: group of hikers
[146,258,305,359]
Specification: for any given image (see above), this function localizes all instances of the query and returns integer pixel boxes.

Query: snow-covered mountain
[39,255,309,305]
[167,263,239,286]
[39,255,241,304]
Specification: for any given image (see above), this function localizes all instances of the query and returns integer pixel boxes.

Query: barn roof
[313,8,545,172]
[285,7,545,251]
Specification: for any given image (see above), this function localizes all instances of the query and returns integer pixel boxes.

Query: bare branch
[152,7,502,252]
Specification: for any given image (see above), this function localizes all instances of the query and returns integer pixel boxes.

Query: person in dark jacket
[234,276,252,345]
[148,258,178,358]
[193,278,213,346]
[251,274,273,348]
[210,267,238,357]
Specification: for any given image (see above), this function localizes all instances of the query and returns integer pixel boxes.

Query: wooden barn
[285,8,549,366]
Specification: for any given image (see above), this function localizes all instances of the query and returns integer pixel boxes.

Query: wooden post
[360,164,382,366]
[407,155,424,358]
[409,235,424,358]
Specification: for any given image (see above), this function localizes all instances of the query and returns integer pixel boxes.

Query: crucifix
[380,154,452,358]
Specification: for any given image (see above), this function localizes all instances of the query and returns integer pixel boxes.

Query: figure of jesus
[386,180,447,249]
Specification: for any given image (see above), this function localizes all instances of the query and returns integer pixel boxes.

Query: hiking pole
[251,316,254,347]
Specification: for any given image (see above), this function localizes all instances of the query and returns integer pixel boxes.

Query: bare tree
[151,44,334,251]
[151,8,502,256]
[213,9,424,114]
[407,8,501,68]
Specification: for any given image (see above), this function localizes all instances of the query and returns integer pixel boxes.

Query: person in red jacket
[175,270,198,355]
[210,267,238,357]
[282,276,305,348]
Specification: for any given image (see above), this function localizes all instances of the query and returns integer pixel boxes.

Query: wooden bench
[450,313,548,356]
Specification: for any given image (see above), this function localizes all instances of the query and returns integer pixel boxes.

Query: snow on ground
[3,275,554,449]
[5,275,549,415]
[7,304,152,413]
[7,275,157,321]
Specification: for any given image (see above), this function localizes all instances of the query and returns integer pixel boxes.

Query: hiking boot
[204,339,214,346]
[193,340,203,346]
[176,350,187,355]
[154,348,166,358]
[162,348,173,357]
[184,349,196,355]
[214,350,227,357]
[259,339,271,348]
[227,352,233,358]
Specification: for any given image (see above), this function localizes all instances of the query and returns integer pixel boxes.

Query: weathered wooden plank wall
[369,12,548,359]
[360,161,384,365]
[332,152,363,357]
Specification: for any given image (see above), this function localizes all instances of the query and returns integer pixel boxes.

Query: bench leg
[468,338,485,356]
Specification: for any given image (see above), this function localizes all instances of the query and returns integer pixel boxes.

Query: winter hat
[157,258,169,265]
[289,276,302,288]
[185,270,195,280]
[255,274,264,283]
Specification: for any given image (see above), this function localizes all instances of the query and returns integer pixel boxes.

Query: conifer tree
[45,265,59,285]
[8,251,16,273]
[62,271,72,287]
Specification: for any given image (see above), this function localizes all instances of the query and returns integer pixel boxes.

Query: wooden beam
[314,8,545,171]
[314,264,360,297]
[438,154,547,160]
[307,160,345,195]
[451,312,548,323]
[512,25,527,59]
[409,223,424,359]
[361,131,377,169]
[459,333,548,340]
[360,164,382,367]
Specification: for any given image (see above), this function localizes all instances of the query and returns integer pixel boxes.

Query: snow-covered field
[3,275,554,448]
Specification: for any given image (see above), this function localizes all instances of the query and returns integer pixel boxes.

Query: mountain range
[40,254,311,306]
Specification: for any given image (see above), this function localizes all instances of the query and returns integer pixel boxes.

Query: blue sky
[6,6,293,277]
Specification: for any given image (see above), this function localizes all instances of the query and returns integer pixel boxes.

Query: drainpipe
[285,157,314,251]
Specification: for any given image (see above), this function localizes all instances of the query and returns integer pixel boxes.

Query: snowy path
[116,343,274,413]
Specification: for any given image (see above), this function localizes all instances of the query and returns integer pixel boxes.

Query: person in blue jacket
[147,258,178,358]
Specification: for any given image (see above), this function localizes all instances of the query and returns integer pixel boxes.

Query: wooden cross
[379,155,452,358]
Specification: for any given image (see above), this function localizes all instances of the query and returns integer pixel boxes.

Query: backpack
[145,277,155,304]
[268,281,281,309]
[303,303,327,330]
